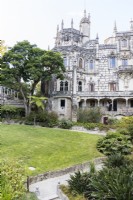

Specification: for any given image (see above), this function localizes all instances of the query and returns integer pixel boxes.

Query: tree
[0,40,65,116]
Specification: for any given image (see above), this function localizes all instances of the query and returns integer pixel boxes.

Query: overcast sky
[0,0,133,50]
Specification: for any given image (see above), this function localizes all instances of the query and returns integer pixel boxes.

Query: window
[60,100,65,107]
[121,39,127,48]
[89,60,94,70]
[122,59,128,66]
[90,83,95,92]
[64,81,68,91]
[63,57,67,67]
[78,81,82,91]
[79,58,83,68]
[60,81,64,91]
[109,83,116,91]
[60,81,68,91]
[110,57,116,68]
[131,100,133,108]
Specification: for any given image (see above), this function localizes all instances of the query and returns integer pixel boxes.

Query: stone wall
[29,157,106,185]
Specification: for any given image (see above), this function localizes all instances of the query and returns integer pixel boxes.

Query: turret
[80,10,90,43]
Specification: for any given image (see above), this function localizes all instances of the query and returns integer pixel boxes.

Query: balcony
[117,65,133,73]
[77,91,133,98]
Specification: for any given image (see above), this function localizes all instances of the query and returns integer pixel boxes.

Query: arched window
[65,81,68,91]
[60,81,68,91]
[60,81,64,91]
[79,58,83,68]
[78,81,82,91]
[90,83,95,92]
[89,60,94,70]
[121,39,127,48]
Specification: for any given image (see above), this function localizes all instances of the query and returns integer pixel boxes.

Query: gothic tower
[80,10,90,43]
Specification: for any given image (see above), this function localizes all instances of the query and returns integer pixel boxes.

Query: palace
[50,10,133,121]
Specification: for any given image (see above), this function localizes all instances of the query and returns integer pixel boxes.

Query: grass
[0,124,102,175]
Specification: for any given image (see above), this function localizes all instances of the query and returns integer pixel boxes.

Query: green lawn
[0,124,103,175]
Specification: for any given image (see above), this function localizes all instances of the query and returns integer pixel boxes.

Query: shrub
[127,124,133,142]
[1,105,17,119]
[117,128,129,135]
[68,171,91,195]
[25,111,58,127]
[60,185,86,200]
[58,119,73,129]
[77,108,102,123]
[96,133,132,155]
[1,159,26,200]
[107,117,118,125]
[104,153,132,168]
[87,165,133,200]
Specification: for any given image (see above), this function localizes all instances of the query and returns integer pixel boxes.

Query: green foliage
[29,96,47,111]
[97,132,132,155]
[88,165,133,200]
[68,171,91,195]
[0,41,65,115]
[1,105,25,119]
[58,119,73,129]
[127,124,133,142]
[19,192,38,200]
[60,185,86,200]
[117,128,129,135]
[104,153,132,168]
[0,159,26,200]
[1,105,17,118]
[77,108,102,123]
[107,117,118,125]
[25,111,58,127]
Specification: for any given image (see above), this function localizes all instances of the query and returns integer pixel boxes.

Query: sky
[0,0,133,50]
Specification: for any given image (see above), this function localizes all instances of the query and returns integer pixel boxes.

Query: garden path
[29,163,103,200]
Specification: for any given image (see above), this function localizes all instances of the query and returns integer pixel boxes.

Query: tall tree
[0,40,65,115]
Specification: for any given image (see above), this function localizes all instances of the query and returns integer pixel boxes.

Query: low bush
[77,108,102,123]
[117,128,129,135]
[58,119,73,129]
[104,153,133,168]
[68,171,92,195]
[127,124,133,142]
[25,111,58,127]
[87,165,133,200]
[1,159,26,200]
[96,132,132,155]
[60,185,85,200]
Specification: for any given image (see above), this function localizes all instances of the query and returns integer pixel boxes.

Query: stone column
[71,54,78,122]
[111,99,114,111]
[126,98,129,114]
[97,99,100,107]
[83,99,87,109]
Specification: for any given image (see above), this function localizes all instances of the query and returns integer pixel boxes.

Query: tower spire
[113,21,117,33]
[130,19,133,31]
[71,18,73,28]
[61,19,64,30]
[84,9,86,18]
[57,25,59,34]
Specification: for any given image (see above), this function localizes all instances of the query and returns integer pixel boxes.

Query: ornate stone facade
[51,11,133,121]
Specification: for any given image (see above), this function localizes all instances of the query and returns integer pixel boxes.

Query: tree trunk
[20,86,29,116]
